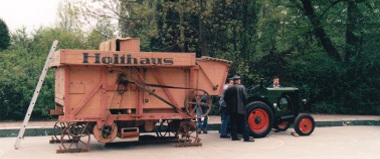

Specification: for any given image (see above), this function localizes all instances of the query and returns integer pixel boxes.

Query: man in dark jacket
[224,75,254,142]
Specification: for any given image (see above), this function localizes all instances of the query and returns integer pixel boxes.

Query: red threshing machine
[48,38,232,153]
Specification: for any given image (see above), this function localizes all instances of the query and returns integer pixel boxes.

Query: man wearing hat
[219,78,233,138]
[223,75,254,142]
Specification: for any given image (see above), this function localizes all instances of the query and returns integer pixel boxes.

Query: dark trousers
[230,113,250,140]
[220,108,230,136]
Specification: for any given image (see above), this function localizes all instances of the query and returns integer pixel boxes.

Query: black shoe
[244,137,255,142]
[220,135,230,138]
[232,137,240,141]
[198,130,202,134]
[203,130,208,134]
[244,139,255,142]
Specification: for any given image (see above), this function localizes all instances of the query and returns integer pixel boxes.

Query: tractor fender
[246,95,275,113]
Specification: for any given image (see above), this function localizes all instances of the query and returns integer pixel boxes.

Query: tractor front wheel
[294,113,315,136]
[246,101,274,138]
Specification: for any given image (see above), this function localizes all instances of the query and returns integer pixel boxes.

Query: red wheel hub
[247,109,269,133]
[298,118,312,134]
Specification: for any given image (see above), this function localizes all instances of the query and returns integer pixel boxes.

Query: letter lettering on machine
[82,53,176,65]
[83,53,101,64]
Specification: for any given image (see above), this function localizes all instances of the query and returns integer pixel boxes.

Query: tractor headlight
[273,103,281,111]
[302,99,307,104]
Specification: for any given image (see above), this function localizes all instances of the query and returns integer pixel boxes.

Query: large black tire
[294,113,315,136]
[246,101,274,138]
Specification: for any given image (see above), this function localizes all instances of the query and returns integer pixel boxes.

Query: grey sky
[0,0,60,33]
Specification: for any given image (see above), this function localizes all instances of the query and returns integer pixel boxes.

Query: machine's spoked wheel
[294,113,315,136]
[246,101,274,138]
[50,122,69,143]
[184,89,212,118]
[57,122,90,153]
[176,120,201,147]
[275,121,291,131]
[156,120,178,138]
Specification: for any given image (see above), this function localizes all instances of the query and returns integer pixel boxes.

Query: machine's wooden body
[49,38,231,152]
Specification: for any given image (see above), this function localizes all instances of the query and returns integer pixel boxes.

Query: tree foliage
[151,0,380,114]
[0,18,10,51]
[0,27,92,120]
[1,0,380,121]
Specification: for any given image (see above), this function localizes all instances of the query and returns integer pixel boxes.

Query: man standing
[224,75,254,142]
[219,78,233,138]
[196,94,208,134]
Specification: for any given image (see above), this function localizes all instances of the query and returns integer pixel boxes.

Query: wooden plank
[50,50,196,67]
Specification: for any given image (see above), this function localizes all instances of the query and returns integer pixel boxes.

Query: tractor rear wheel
[246,101,274,138]
[294,113,315,136]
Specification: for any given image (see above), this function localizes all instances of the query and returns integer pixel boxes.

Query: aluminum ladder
[14,40,59,149]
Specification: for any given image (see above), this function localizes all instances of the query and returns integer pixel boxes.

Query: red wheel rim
[247,108,269,133]
[277,121,288,129]
[298,118,313,134]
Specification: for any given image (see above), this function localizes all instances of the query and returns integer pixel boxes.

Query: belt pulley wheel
[184,89,212,118]
[93,123,118,143]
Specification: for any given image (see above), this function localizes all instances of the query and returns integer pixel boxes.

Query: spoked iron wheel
[57,122,91,153]
[294,113,315,136]
[156,120,178,138]
[176,120,201,147]
[50,122,69,143]
[184,89,212,118]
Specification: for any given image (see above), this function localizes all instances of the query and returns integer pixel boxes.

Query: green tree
[153,0,259,82]
[2,0,380,120]
[0,27,90,120]
[86,28,109,49]
[277,0,380,114]
[0,18,10,51]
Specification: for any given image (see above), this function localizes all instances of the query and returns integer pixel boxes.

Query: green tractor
[245,83,315,138]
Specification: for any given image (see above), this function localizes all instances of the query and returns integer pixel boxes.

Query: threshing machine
[49,38,231,153]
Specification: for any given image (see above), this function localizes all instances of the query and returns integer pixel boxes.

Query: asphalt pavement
[1,126,380,159]
[0,114,379,138]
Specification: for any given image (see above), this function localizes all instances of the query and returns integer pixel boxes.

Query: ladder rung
[14,40,59,150]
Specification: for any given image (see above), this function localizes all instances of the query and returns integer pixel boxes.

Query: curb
[1,120,379,138]
[0,128,53,138]
[316,120,380,127]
